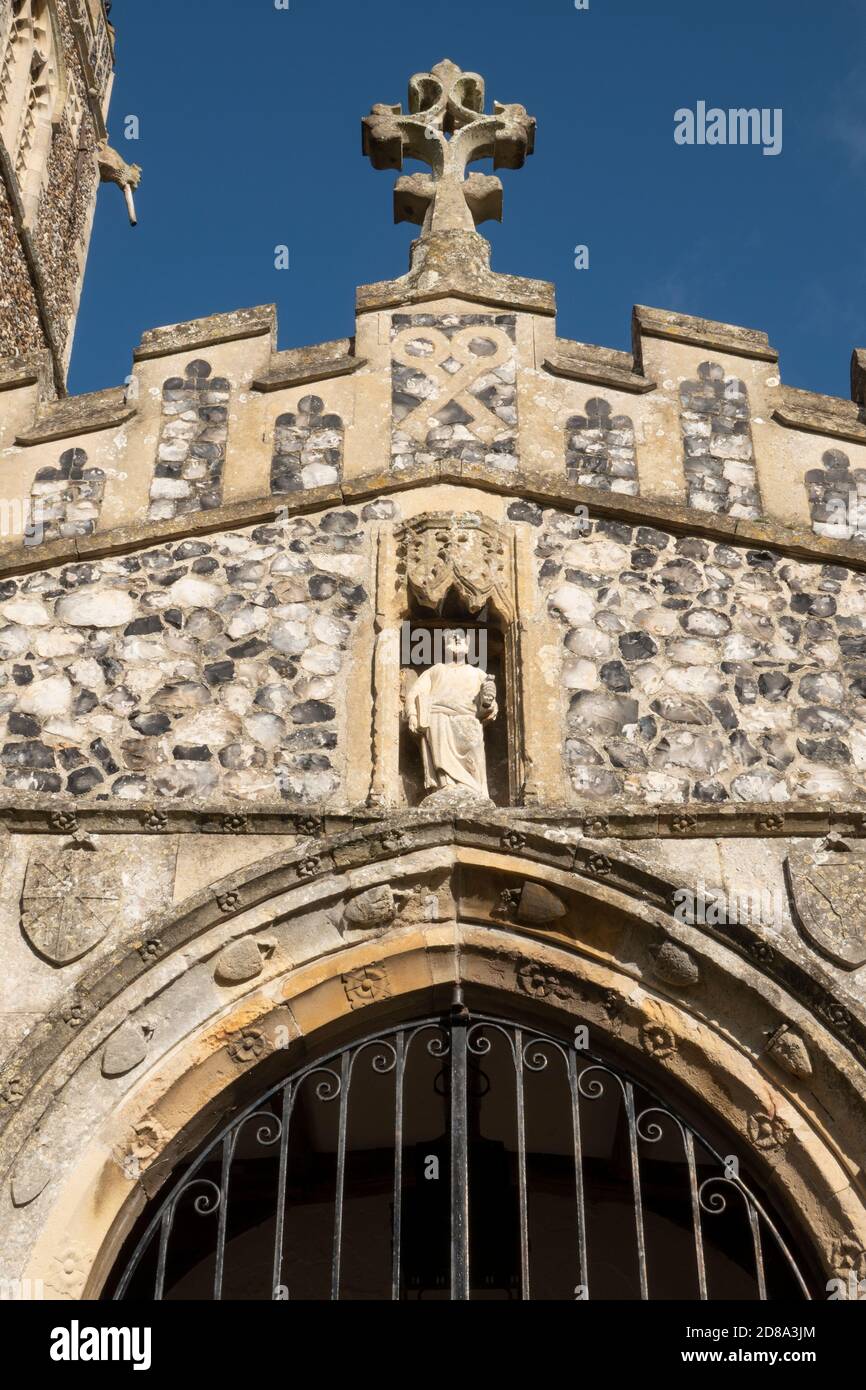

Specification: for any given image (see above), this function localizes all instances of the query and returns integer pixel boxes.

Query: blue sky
[71,0,866,401]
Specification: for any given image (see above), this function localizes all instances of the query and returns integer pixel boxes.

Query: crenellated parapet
[1,296,866,570]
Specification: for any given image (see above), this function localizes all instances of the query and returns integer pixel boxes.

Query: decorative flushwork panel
[390,312,517,471]
[29,447,105,543]
[147,360,229,522]
[538,510,866,804]
[679,362,760,519]
[0,512,369,802]
[806,448,866,541]
[270,395,344,493]
[565,397,638,495]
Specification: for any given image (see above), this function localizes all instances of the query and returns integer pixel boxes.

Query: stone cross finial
[362,59,536,236]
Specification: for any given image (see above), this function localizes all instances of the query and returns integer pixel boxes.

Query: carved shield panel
[785,838,866,969]
[21,849,121,965]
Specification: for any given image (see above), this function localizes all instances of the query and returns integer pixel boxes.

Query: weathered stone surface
[55,591,137,628]
[21,848,122,964]
[514,881,566,925]
[343,884,397,928]
[10,1151,52,1208]
[785,837,866,967]
[214,937,271,984]
[650,940,700,988]
[102,1021,153,1077]
[765,1025,813,1081]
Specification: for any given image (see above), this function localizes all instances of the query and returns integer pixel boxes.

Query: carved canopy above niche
[395,511,515,621]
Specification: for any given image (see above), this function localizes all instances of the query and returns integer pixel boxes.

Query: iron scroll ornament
[110,1009,813,1302]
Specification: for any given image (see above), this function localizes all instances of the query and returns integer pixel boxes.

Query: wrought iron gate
[112,1003,812,1301]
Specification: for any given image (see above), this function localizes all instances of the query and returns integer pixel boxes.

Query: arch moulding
[0,815,864,1298]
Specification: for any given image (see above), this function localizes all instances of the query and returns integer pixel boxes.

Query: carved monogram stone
[391,314,518,472]
[785,837,866,969]
[21,849,121,965]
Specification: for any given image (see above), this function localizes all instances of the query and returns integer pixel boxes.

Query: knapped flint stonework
[0,511,368,802]
[565,396,638,495]
[0,0,114,384]
[0,169,44,360]
[539,510,866,802]
[391,312,518,471]
[807,448,866,541]
[147,360,230,521]
[679,361,760,519]
[29,445,105,543]
[270,394,344,493]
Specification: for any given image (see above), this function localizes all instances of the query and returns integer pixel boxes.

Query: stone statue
[405,629,497,798]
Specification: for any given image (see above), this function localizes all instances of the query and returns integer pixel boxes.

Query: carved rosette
[747,1111,792,1153]
[342,963,392,1008]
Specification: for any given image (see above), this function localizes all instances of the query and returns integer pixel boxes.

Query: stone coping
[774,384,866,447]
[14,385,136,446]
[543,338,657,394]
[0,797,860,837]
[133,304,276,361]
[3,458,866,578]
[0,353,51,395]
[632,304,778,363]
[356,230,556,316]
[252,339,366,392]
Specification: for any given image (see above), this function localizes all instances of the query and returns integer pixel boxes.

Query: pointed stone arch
[0,814,864,1296]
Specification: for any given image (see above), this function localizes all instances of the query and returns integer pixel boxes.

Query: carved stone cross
[362,59,536,236]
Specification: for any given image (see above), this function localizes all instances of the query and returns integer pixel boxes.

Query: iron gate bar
[624,1080,650,1300]
[513,1027,530,1299]
[566,1048,589,1298]
[271,1082,293,1297]
[450,1006,470,1300]
[331,1050,350,1300]
[684,1130,709,1301]
[750,1199,767,1301]
[112,1009,812,1302]
[391,1030,406,1302]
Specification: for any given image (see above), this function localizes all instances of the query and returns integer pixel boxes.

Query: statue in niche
[405,629,497,799]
